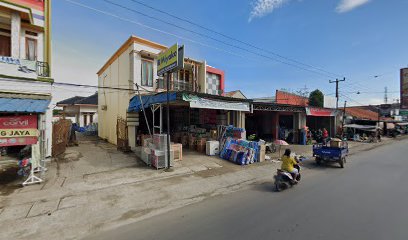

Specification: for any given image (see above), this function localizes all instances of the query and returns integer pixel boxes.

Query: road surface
[86,138,408,240]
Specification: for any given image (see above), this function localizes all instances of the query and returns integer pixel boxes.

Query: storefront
[126,91,251,166]
[246,103,306,143]
[0,96,51,185]
[305,107,339,138]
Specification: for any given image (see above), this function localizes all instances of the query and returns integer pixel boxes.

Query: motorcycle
[274,156,303,192]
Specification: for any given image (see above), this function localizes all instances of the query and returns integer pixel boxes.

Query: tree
[309,89,324,107]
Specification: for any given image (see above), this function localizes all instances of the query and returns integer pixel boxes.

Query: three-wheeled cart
[313,140,348,168]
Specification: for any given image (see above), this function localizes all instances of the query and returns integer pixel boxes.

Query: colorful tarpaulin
[128,92,177,112]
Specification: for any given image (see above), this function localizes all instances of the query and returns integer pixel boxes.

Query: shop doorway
[279,114,294,143]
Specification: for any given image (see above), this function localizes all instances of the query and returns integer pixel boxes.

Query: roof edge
[97,35,168,76]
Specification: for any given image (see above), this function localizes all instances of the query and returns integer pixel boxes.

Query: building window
[0,35,11,57]
[141,59,153,87]
[26,38,37,61]
[90,113,94,124]
[83,114,88,126]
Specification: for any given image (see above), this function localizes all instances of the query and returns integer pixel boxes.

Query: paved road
[86,139,408,240]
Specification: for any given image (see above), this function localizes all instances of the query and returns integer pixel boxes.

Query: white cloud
[336,0,371,13]
[248,0,290,22]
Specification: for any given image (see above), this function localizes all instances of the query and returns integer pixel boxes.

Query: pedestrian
[323,128,329,144]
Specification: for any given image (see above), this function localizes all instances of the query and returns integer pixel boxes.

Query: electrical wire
[128,0,344,78]
[65,0,339,79]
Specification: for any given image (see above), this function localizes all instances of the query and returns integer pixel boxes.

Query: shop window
[26,38,37,61]
[0,34,11,57]
[179,70,190,82]
[141,59,153,87]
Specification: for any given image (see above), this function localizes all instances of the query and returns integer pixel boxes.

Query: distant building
[224,90,247,99]
[57,93,98,127]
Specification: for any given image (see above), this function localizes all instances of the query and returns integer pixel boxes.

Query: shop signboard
[0,115,38,147]
[183,94,250,112]
[400,110,408,116]
[157,44,184,76]
[401,68,408,109]
[306,107,337,117]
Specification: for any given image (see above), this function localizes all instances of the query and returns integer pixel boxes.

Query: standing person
[323,128,329,144]
[317,129,323,143]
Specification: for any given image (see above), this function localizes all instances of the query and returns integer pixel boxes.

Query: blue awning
[0,97,51,113]
[128,92,177,112]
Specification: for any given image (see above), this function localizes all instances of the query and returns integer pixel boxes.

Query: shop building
[247,90,340,143]
[57,93,98,127]
[97,36,227,146]
[0,0,53,162]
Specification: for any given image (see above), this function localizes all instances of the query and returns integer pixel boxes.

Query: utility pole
[329,77,346,109]
[342,101,347,139]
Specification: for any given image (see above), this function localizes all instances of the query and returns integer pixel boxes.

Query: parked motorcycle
[274,156,303,192]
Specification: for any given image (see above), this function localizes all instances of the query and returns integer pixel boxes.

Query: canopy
[128,92,177,112]
[182,93,250,112]
[0,97,50,113]
[344,124,379,131]
[128,92,250,112]
[396,122,408,126]
[306,107,337,117]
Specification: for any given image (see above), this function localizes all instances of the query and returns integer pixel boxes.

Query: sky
[51,0,408,107]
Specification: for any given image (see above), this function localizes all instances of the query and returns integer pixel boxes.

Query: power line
[66,0,339,79]
[127,0,344,78]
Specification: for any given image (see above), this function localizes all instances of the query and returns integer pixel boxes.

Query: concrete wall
[98,44,134,144]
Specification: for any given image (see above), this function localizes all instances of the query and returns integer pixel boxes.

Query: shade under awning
[0,97,50,113]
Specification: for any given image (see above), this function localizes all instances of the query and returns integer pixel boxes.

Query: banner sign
[157,44,184,76]
[0,115,38,146]
[401,68,408,109]
[0,136,37,147]
[183,94,250,112]
[306,107,337,117]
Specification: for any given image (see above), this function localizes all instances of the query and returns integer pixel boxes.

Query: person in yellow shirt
[281,149,299,180]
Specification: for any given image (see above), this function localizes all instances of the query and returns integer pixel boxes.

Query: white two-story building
[97,36,249,150]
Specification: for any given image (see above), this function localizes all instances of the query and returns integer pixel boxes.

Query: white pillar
[11,11,21,58]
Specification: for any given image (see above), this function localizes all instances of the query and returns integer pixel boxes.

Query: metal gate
[52,119,72,157]
[117,117,130,151]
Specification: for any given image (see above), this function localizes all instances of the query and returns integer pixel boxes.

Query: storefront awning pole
[166,73,171,169]
[136,83,152,136]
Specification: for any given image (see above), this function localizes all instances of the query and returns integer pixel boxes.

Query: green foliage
[309,89,324,107]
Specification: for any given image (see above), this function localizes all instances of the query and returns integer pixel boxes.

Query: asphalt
[86,138,408,240]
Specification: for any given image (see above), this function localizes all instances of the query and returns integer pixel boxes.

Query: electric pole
[342,101,347,139]
[329,77,346,109]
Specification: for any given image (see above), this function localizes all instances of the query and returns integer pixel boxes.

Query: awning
[344,124,379,131]
[128,93,177,112]
[396,122,408,126]
[128,92,250,112]
[182,93,250,112]
[0,97,50,113]
[306,107,337,117]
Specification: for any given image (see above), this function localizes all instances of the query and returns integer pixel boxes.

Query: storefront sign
[183,94,250,112]
[157,44,184,76]
[306,107,337,117]
[0,137,38,147]
[0,115,38,146]
[401,68,408,109]
[0,129,39,137]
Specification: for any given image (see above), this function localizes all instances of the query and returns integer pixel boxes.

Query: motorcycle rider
[281,149,299,182]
